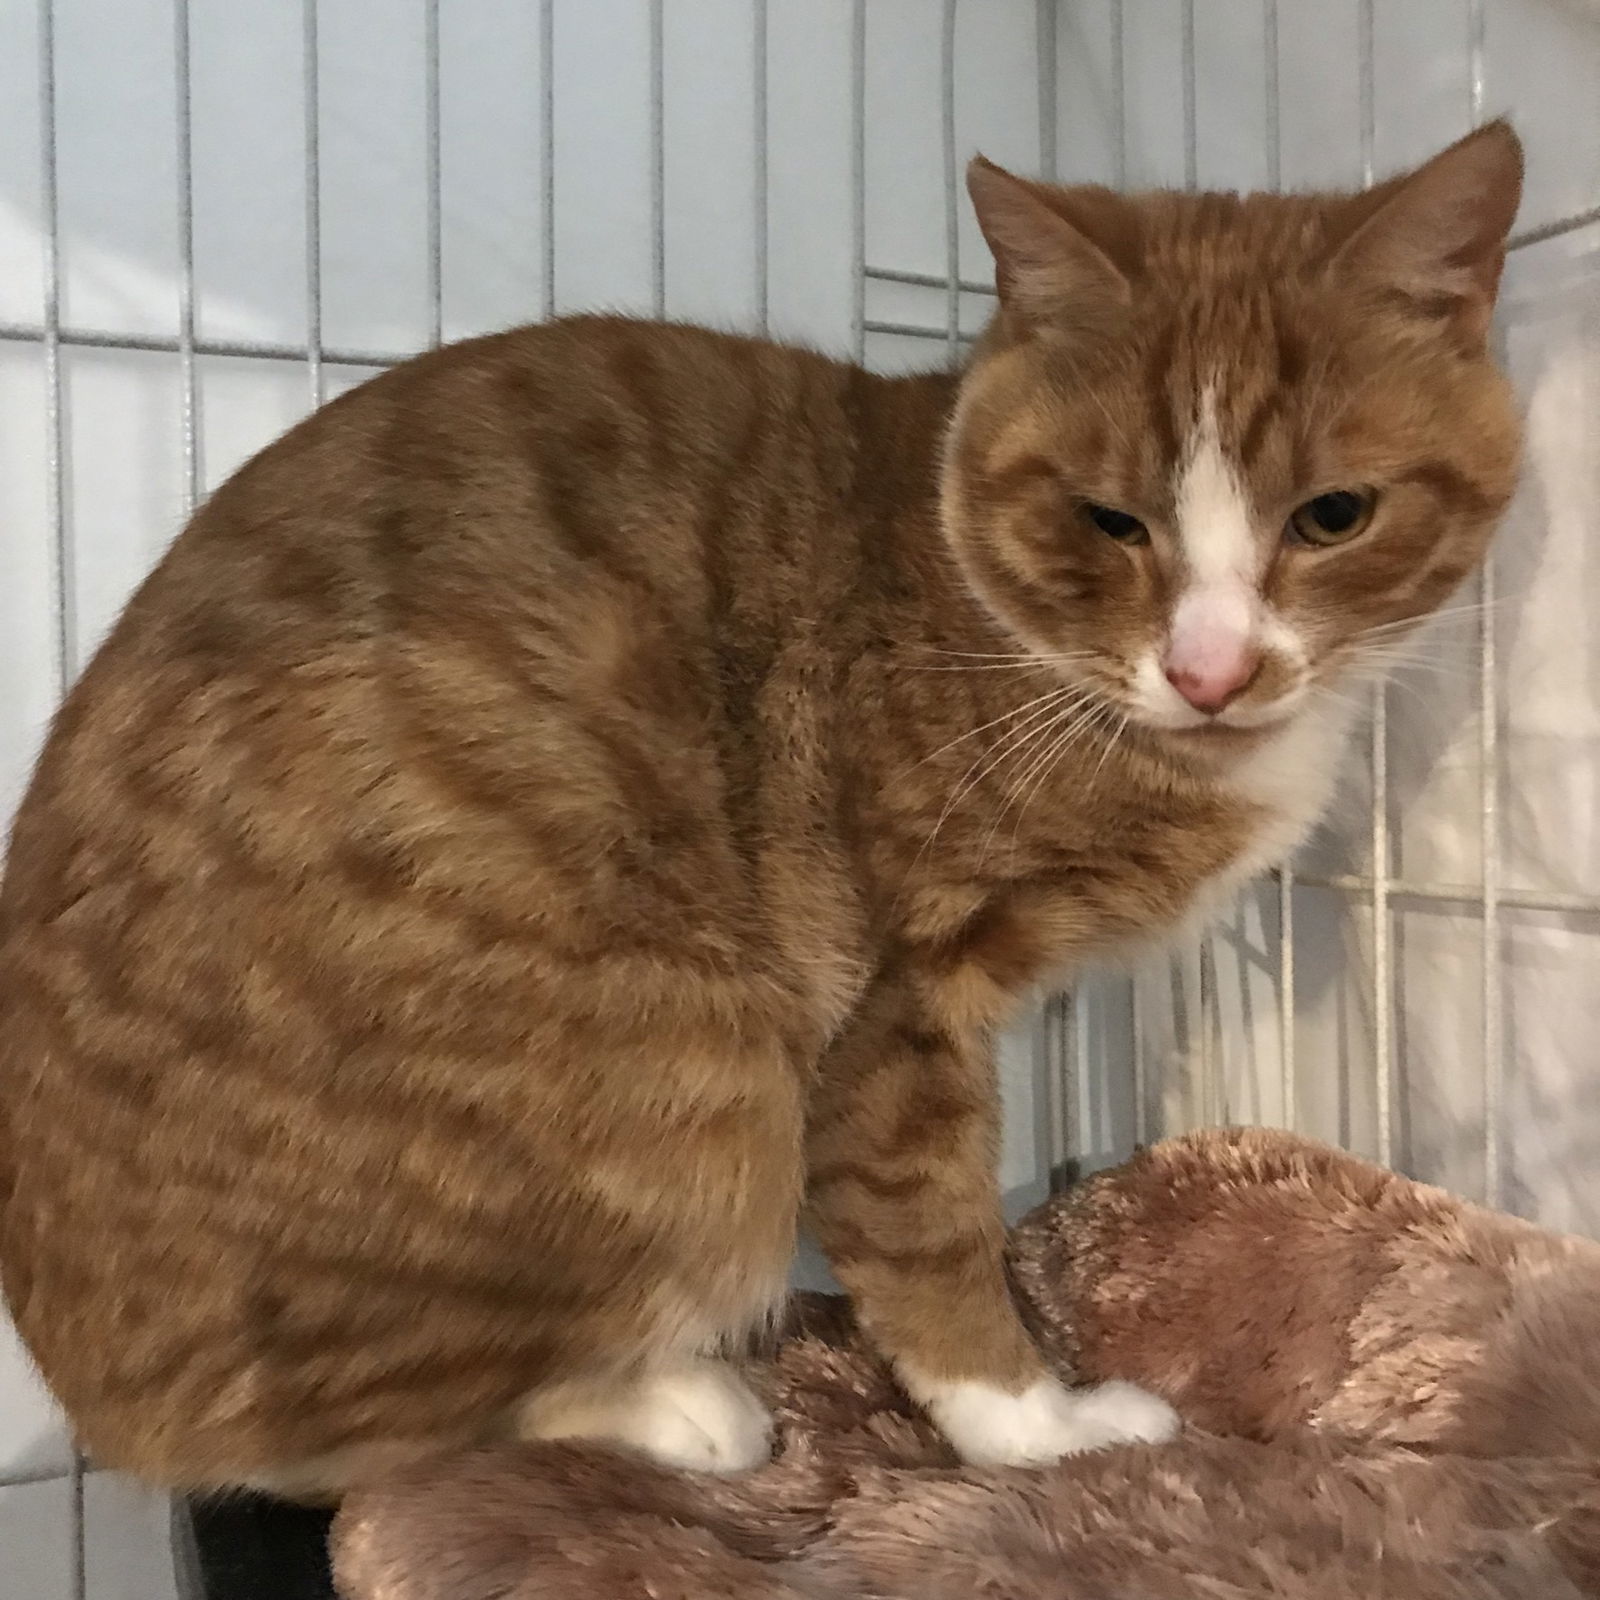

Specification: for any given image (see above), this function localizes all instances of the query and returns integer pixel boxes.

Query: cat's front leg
[805,980,1178,1467]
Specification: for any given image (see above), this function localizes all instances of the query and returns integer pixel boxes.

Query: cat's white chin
[914,1374,1180,1468]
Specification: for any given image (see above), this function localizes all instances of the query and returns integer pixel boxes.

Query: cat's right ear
[967,156,1132,328]
[1328,119,1524,344]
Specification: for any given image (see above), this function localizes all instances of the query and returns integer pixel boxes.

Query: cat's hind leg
[513,1356,773,1473]
[501,1021,803,1475]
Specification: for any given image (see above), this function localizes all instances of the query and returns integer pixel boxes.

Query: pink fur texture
[332,1129,1600,1599]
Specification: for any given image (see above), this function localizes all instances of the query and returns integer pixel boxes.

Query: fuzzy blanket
[331,1128,1600,1599]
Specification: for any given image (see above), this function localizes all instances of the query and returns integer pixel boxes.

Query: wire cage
[0,1,1599,1590]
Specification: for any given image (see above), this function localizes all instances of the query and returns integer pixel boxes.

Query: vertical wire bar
[1036,0,1057,180]
[1197,950,1217,1128]
[1264,0,1292,1127]
[174,0,199,511]
[1035,0,1062,1162]
[1050,992,1075,1188]
[1357,0,1391,1166]
[940,0,959,363]
[302,0,324,408]
[1279,870,1296,1128]
[1181,0,1215,1127]
[39,0,73,694]
[1181,0,1197,192]
[1202,937,1224,1126]
[1110,0,1126,190]
[1371,689,1392,1165]
[69,1451,85,1600]
[1111,0,1139,1130]
[1263,0,1280,193]
[1468,0,1502,1209]
[1357,0,1375,186]
[850,0,865,363]
[1071,988,1090,1174]
[540,0,555,319]
[1033,2,1066,1170]
[424,0,442,348]
[1130,973,1148,1145]
[649,0,665,319]
[1042,991,1063,1187]
[753,0,768,333]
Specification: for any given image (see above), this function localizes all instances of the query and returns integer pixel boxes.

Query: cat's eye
[1286,489,1377,548]
[1082,503,1148,545]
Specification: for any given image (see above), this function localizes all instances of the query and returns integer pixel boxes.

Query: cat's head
[943,121,1524,746]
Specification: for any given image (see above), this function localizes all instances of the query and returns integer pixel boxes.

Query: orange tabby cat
[0,122,1522,1496]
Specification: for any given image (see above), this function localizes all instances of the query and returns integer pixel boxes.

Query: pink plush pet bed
[330,1129,1600,1599]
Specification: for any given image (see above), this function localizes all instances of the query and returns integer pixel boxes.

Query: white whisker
[904,685,1099,885]
[1089,708,1131,785]
[908,646,1097,662]
[908,660,1088,673]
[983,696,1118,864]
[911,682,1085,772]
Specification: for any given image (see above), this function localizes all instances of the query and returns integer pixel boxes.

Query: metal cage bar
[649,0,665,319]
[1036,0,1056,182]
[1356,0,1395,1169]
[302,0,325,408]
[424,0,443,350]
[38,0,71,696]
[1262,0,1280,195]
[1264,0,1292,1130]
[753,0,769,332]
[1180,1,1218,1133]
[1469,0,1506,1211]
[940,0,960,363]
[849,0,865,363]
[7,210,1593,371]
[1110,0,1126,191]
[540,0,556,318]
[174,0,200,508]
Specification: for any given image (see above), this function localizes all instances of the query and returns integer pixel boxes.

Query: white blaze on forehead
[1167,388,1259,684]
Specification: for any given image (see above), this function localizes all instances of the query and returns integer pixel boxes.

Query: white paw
[923,1375,1179,1468]
[608,1362,774,1475]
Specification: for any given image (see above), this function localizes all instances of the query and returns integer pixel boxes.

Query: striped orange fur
[0,122,1522,1493]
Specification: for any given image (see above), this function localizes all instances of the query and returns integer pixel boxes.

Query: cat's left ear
[1329,119,1523,343]
[966,156,1132,329]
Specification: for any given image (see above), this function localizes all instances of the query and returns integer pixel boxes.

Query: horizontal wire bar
[1508,203,1600,253]
[0,1464,76,1489]
[864,264,997,295]
[0,321,408,368]
[1286,870,1600,919]
[860,194,1595,294]
[9,205,1591,384]
[862,317,977,343]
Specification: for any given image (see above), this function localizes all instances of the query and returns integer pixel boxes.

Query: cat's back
[119,314,867,659]
[0,316,881,927]
[0,314,894,1115]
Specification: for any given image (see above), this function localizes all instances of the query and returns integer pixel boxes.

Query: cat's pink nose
[1163,651,1260,715]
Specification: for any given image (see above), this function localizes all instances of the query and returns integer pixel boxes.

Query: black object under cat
[171,1493,338,1600]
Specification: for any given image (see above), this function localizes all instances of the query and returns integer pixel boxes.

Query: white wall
[0,3,1598,1591]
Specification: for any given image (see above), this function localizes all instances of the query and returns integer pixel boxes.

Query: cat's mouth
[1120,696,1300,748]
[1163,718,1287,746]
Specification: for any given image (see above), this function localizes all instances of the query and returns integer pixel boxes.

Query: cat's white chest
[1208,698,1357,904]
